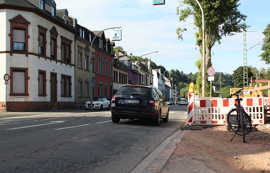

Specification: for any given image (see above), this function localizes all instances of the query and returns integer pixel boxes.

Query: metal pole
[194,0,205,97]
[210,81,212,97]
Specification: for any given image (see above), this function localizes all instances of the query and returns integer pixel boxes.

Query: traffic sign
[208,76,214,82]
[208,67,215,76]
[153,0,165,5]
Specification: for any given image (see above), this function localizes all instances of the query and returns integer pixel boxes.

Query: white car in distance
[85,98,111,110]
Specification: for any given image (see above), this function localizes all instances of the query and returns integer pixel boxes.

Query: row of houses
[0,0,116,111]
[113,50,177,103]
[0,0,176,112]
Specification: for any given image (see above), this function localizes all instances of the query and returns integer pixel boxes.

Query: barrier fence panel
[187,93,265,126]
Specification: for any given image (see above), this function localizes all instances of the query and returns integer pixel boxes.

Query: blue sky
[56,0,269,74]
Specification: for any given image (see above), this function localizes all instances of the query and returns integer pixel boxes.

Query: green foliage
[213,72,233,91]
[177,0,246,44]
[177,0,246,95]
[220,85,233,98]
[232,66,255,88]
[261,24,270,64]
[114,46,124,52]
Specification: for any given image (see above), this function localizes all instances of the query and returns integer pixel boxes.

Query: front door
[50,73,57,104]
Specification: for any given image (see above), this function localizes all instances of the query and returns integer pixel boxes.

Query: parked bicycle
[227,89,253,143]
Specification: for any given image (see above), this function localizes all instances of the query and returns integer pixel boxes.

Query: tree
[232,66,254,88]
[261,24,270,64]
[220,85,232,98]
[177,0,246,96]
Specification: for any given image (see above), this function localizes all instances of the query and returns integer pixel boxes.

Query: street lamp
[194,0,205,97]
[139,51,159,57]
[139,51,159,86]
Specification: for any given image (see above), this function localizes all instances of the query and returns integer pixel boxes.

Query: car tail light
[149,100,156,106]
[111,96,115,104]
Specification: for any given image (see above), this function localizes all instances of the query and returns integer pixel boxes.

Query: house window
[10,67,28,96]
[99,39,103,49]
[113,71,118,83]
[50,37,57,59]
[82,30,85,39]
[85,81,90,97]
[104,60,108,74]
[85,55,89,71]
[77,47,82,69]
[38,70,46,96]
[104,85,107,98]
[98,56,103,73]
[10,15,30,55]
[51,7,56,16]
[61,37,72,64]
[40,0,45,10]
[50,27,58,59]
[105,43,108,52]
[89,33,92,42]
[13,29,26,51]
[38,26,47,57]
[78,80,83,97]
[61,75,72,97]
[98,84,102,97]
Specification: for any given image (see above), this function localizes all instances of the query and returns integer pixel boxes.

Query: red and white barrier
[187,93,195,125]
[187,94,265,126]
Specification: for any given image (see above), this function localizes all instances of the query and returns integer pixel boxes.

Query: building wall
[94,49,112,99]
[112,67,128,93]
[0,9,75,111]
[74,40,95,104]
[0,10,7,108]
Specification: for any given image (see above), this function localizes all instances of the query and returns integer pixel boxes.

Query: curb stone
[130,129,184,173]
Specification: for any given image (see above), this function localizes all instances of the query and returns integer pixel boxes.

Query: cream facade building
[0,0,75,111]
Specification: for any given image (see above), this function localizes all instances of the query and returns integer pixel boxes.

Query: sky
[56,0,269,74]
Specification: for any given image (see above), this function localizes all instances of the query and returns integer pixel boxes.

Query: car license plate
[119,99,139,104]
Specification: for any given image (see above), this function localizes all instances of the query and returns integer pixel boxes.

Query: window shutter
[13,71,25,94]
[14,29,25,42]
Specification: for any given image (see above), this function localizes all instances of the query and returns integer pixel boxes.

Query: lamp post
[194,0,205,97]
[139,51,159,86]
[89,26,121,102]
[139,51,159,57]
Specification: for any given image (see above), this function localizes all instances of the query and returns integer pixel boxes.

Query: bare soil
[162,125,270,173]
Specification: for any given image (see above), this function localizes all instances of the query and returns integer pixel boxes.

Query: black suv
[111,85,169,125]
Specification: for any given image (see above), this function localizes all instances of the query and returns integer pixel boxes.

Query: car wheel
[100,105,103,111]
[155,111,161,126]
[112,115,120,123]
[163,111,169,123]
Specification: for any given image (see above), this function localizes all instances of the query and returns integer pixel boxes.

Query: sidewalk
[160,125,270,173]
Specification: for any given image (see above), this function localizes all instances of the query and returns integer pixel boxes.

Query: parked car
[166,101,173,105]
[111,85,169,125]
[85,97,110,110]
[177,98,187,105]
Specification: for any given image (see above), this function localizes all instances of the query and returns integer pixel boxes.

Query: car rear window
[116,86,151,96]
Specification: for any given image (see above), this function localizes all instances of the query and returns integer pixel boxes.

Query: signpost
[4,74,10,85]
[153,0,165,5]
[208,67,215,97]
[112,28,122,41]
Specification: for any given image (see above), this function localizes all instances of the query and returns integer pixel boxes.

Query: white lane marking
[55,124,89,131]
[96,120,111,124]
[7,121,65,131]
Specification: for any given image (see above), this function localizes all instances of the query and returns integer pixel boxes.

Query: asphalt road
[0,105,187,173]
